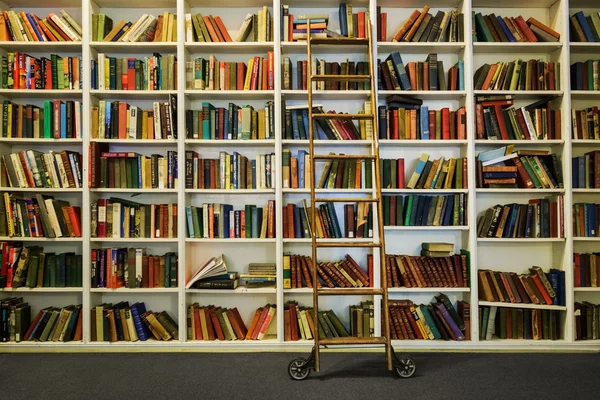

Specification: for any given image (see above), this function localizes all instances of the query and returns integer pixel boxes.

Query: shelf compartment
[282,41,368,54]
[573,237,600,242]
[478,301,567,311]
[91,90,177,99]
[574,287,600,292]
[570,43,600,54]
[0,237,82,242]
[572,140,600,146]
[90,288,178,293]
[0,138,83,144]
[282,139,372,146]
[186,189,275,194]
[474,90,563,99]
[186,238,276,243]
[0,187,83,193]
[0,41,82,52]
[476,188,565,194]
[90,238,178,243]
[283,238,374,244]
[90,188,177,193]
[283,188,372,194]
[91,42,177,53]
[378,42,465,54]
[382,189,468,194]
[571,91,600,99]
[91,139,177,145]
[0,287,82,293]
[0,89,82,98]
[573,189,600,193]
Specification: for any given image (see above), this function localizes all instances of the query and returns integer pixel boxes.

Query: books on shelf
[383,193,467,227]
[184,151,275,190]
[475,96,561,140]
[572,150,600,189]
[283,103,371,140]
[480,305,561,340]
[477,197,565,239]
[385,253,468,288]
[186,101,274,140]
[91,53,177,91]
[0,53,81,90]
[91,99,176,140]
[573,203,599,237]
[575,302,600,340]
[2,100,82,139]
[0,193,81,239]
[0,10,82,42]
[283,254,370,289]
[2,149,82,189]
[91,249,177,289]
[474,59,560,91]
[284,301,350,341]
[405,154,468,190]
[475,147,564,189]
[91,302,178,342]
[378,53,464,91]
[282,57,370,91]
[281,7,332,42]
[349,301,374,337]
[572,107,600,139]
[186,53,274,91]
[474,13,559,42]
[389,297,467,341]
[571,60,600,91]
[93,12,176,42]
[186,254,230,289]
[188,303,275,341]
[240,263,276,289]
[187,8,271,43]
[0,244,81,288]
[91,198,177,239]
[574,253,600,288]
[389,7,463,43]
[185,201,276,239]
[569,11,600,43]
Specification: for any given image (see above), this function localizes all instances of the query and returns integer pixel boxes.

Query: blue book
[313,120,327,139]
[578,156,585,188]
[186,206,194,237]
[418,196,432,226]
[477,146,508,162]
[571,62,583,90]
[388,52,411,90]
[525,204,534,237]
[301,109,310,139]
[112,302,127,341]
[112,22,131,41]
[549,268,565,306]
[291,109,300,139]
[572,157,579,188]
[420,106,429,140]
[233,151,239,189]
[91,61,97,89]
[419,305,441,339]
[293,206,302,238]
[496,17,515,42]
[443,195,455,226]
[541,199,550,238]
[588,203,597,237]
[25,14,44,41]
[98,250,105,288]
[202,102,212,139]
[60,103,67,138]
[339,4,347,37]
[326,203,342,238]
[298,150,307,188]
[546,272,560,305]
[457,60,465,90]
[129,302,149,341]
[575,11,596,42]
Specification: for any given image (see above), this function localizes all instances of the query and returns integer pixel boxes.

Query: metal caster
[394,356,416,378]
[288,358,311,380]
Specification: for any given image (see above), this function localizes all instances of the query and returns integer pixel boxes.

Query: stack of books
[575,302,600,340]
[0,10,81,41]
[92,53,177,91]
[572,151,600,188]
[186,255,238,289]
[421,242,454,257]
[281,9,331,41]
[92,12,176,42]
[570,11,600,42]
[388,6,463,43]
[573,203,599,237]
[283,254,371,289]
[573,253,600,288]
[2,100,82,139]
[241,263,276,289]
[0,53,82,90]
[474,14,559,42]
[382,193,467,227]
[480,305,560,340]
[474,59,561,91]
[2,149,83,189]
[349,301,374,337]
[572,106,600,139]
[385,251,468,288]
[406,153,468,190]
[0,244,82,289]
[91,302,178,342]
[379,52,464,91]
[571,60,600,90]
[284,301,349,341]
[91,249,177,289]
[282,57,371,91]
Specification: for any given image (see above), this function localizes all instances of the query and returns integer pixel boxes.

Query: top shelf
[94,0,177,7]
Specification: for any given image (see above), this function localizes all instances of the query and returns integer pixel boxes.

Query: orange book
[245,308,262,340]
[423,62,429,91]
[251,306,270,339]
[202,16,221,41]
[530,274,553,305]
[481,64,498,90]
[153,15,164,42]
[410,109,417,139]
[267,51,274,90]
[208,15,225,42]
[213,16,232,42]
[406,62,417,89]
[67,206,81,237]
[526,17,559,39]
[262,59,268,90]
[295,22,327,30]
[0,13,11,41]
[237,62,246,90]
[73,310,83,341]
[357,12,365,39]
[19,12,39,42]
[72,57,80,89]
[118,103,128,139]
[392,9,420,42]
[403,6,430,42]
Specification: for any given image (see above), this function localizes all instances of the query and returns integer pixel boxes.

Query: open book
[185,254,228,289]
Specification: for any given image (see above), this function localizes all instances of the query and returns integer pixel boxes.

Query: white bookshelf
[0,0,597,351]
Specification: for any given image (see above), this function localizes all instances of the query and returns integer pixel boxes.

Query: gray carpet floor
[1,352,599,400]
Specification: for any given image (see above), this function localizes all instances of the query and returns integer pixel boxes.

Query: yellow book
[7,103,12,138]
[258,109,265,139]
[17,13,35,42]
[410,306,429,340]
[141,111,148,139]
[104,57,110,89]
[244,57,254,90]
[510,59,522,90]
[489,62,503,89]
[444,158,457,189]
[7,11,25,42]
[415,306,435,339]
[283,255,291,288]
[336,263,358,287]
[225,154,231,189]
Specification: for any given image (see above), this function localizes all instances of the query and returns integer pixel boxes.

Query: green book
[396,196,404,226]
[383,196,390,226]
[97,14,106,41]
[25,252,40,288]
[435,110,442,140]
[480,306,490,340]
[382,159,391,188]
[326,310,350,337]
[56,58,64,90]
[365,159,372,189]
[191,206,202,238]
[245,205,253,238]
[390,160,397,189]
[216,308,233,340]
[348,160,356,189]
[419,304,441,339]
[404,195,414,226]
[498,307,507,339]
[474,12,494,42]
[520,156,542,188]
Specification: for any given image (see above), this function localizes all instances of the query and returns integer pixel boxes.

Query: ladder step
[316,241,381,248]
[312,113,375,120]
[309,38,370,46]
[311,74,371,82]
[319,337,388,346]
[313,154,377,160]
[317,288,384,296]
[314,197,379,203]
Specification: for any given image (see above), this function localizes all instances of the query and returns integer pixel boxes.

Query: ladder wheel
[288,359,311,381]
[394,357,416,378]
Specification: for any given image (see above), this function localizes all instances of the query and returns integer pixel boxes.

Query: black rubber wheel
[394,357,416,378]
[288,359,311,380]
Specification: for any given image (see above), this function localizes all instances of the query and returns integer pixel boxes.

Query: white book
[132,15,156,42]
[74,101,81,138]
[135,248,143,287]
[98,53,105,91]
[98,101,106,139]
[68,153,81,188]
[44,199,62,237]
[112,202,121,237]
[202,204,209,238]
[158,157,165,189]
[50,14,80,41]
[153,102,161,139]
[235,13,253,42]
[122,14,148,42]
[129,106,138,139]
[185,13,193,42]
[54,153,69,188]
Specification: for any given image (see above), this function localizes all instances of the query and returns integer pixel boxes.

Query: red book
[289,303,298,340]
[53,100,61,139]
[44,59,52,89]
[118,102,128,139]
[67,206,82,237]
[205,307,216,340]
[210,309,225,340]
[381,13,387,41]
[18,151,35,187]
[23,309,45,341]
[97,198,108,237]
[357,12,366,38]
[405,308,423,339]
[494,105,509,140]
[236,62,246,90]
[390,109,398,139]
[213,16,232,42]
[515,16,537,42]
[515,109,531,140]
[441,108,450,140]
[127,58,136,90]
[288,14,293,42]
[530,274,553,304]
[287,204,295,238]
[0,243,9,286]
[148,257,154,288]
[367,254,373,287]
[251,306,270,340]
[389,194,396,226]
[397,158,405,188]
[449,66,458,91]
[141,256,149,288]
[428,110,435,139]
[250,56,261,90]
[231,307,248,338]
[193,307,203,340]
[217,108,225,139]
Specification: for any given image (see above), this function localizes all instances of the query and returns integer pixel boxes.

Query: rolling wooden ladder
[287,20,416,380]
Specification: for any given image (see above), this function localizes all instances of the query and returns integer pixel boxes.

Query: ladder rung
[312,113,375,120]
[309,38,370,46]
[313,154,376,160]
[314,197,379,203]
[319,337,388,345]
[311,74,371,82]
[316,241,381,248]
[317,288,384,296]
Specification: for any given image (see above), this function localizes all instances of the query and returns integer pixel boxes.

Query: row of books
[316,156,371,190]
[2,150,82,189]
[477,198,564,239]
[383,194,467,227]
[570,11,600,43]
[184,151,274,190]
[378,53,464,91]
[573,203,599,238]
[572,151,600,189]
[91,100,177,140]
[92,199,177,239]
[281,9,334,42]
[284,302,349,341]
[575,301,600,341]
[337,3,367,40]
[92,54,177,91]
[93,151,178,190]
[349,301,374,338]
[386,251,468,289]
[284,104,371,141]
[282,57,370,92]
[475,147,563,189]
[572,107,600,140]
[0,10,81,42]
[570,61,600,91]
[406,154,468,190]
[186,54,274,91]
[91,249,177,289]
[480,306,560,340]
[474,60,561,91]
[389,296,468,341]
[91,302,178,342]
[0,194,81,239]
[1,301,82,343]
[2,100,81,140]
[0,244,81,289]
[93,13,176,43]
[388,7,463,43]
[185,202,276,239]
[0,53,81,90]
[475,96,561,140]
[474,14,559,42]
[186,255,233,289]
[283,254,370,289]
[478,266,566,306]
[185,102,275,140]
[574,253,600,288]
[188,303,275,341]
[379,103,467,140]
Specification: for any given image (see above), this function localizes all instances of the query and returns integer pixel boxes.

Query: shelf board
[90,188,177,193]
[479,301,567,311]
[283,288,376,294]
[184,339,279,346]
[282,139,372,146]
[91,41,177,52]
[282,41,368,54]
[90,339,176,346]
[0,41,82,52]
[572,140,600,146]
[573,189,600,193]
[90,288,178,293]
[186,189,275,194]
[0,287,82,293]
[91,139,177,145]
[185,139,275,146]
[282,188,373,194]
[471,0,558,7]
[382,188,468,194]
[380,139,468,147]
[90,238,178,243]
[283,238,374,244]
[282,90,371,100]
[570,91,600,99]
[0,236,82,242]
[574,287,600,292]
[0,89,82,98]
[186,287,276,294]
[570,42,600,54]
[377,42,465,54]
[388,287,470,293]
[477,238,565,243]
[474,90,563,99]
[0,138,82,144]
[473,42,562,54]
[0,340,83,346]
[385,226,469,231]
[474,139,564,146]
[379,90,466,100]
[476,188,565,194]
[91,90,177,99]
[573,237,600,242]
[0,187,82,193]
[186,238,276,243]
[94,0,177,7]
[187,42,274,53]
[185,90,274,99]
